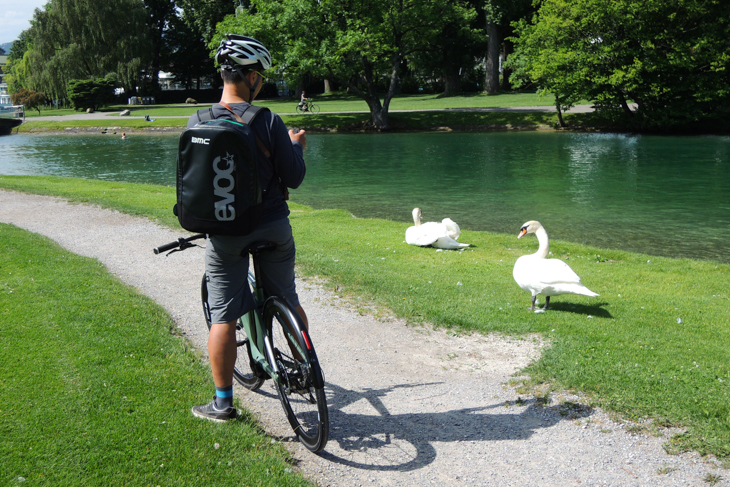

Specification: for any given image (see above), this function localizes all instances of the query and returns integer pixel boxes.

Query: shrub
[67,78,116,111]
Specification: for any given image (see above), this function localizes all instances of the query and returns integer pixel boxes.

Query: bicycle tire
[264,297,329,452]
[309,103,320,114]
[296,104,306,114]
[201,273,265,390]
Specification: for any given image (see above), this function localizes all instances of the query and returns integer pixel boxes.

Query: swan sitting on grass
[405,208,470,250]
[513,220,599,311]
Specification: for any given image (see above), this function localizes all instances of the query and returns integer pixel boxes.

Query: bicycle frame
[242,246,316,388]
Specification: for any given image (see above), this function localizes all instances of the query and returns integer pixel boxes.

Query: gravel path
[1,190,725,486]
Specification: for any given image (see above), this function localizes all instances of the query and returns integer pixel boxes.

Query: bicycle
[296,99,320,114]
[154,234,329,452]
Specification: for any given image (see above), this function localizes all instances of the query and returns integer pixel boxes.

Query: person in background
[298,91,309,111]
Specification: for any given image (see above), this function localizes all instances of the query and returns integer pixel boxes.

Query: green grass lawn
[1,175,730,463]
[0,223,311,486]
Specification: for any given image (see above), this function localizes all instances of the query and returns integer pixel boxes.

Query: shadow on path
[282,381,595,472]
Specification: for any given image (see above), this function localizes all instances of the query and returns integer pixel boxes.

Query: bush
[67,78,116,111]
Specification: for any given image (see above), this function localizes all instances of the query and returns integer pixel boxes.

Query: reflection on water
[0,134,177,185]
[1,131,729,263]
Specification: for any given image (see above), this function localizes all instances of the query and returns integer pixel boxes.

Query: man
[190,34,308,422]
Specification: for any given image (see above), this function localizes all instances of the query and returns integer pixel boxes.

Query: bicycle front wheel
[201,272,264,390]
[265,298,328,453]
[309,103,320,114]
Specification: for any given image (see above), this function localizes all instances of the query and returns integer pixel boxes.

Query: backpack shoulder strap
[195,107,214,124]
[218,102,272,160]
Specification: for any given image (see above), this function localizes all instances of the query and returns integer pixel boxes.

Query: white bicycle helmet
[216,34,272,71]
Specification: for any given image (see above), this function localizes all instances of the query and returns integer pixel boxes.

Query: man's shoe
[191,398,237,423]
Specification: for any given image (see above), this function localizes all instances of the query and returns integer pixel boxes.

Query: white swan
[405,208,470,250]
[513,220,599,310]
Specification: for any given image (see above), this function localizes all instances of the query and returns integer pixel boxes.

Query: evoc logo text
[191,137,210,145]
[213,153,236,221]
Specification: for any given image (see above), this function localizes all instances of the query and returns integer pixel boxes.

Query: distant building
[0,83,11,106]
[158,72,214,91]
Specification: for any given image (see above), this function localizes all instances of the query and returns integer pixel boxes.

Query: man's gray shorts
[204,217,299,324]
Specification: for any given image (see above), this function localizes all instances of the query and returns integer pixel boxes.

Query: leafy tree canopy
[510,0,730,130]
[19,0,150,101]
[219,0,480,129]
[177,0,239,43]
[10,89,47,115]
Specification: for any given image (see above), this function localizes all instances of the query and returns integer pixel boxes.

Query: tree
[407,0,487,96]
[164,10,220,89]
[4,30,33,95]
[510,0,730,129]
[142,0,178,94]
[10,89,47,115]
[483,0,534,93]
[19,0,150,101]
[176,0,239,43]
[221,0,477,129]
[67,78,116,111]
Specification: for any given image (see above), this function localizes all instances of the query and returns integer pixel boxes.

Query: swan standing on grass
[513,220,599,311]
[405,208,470,250]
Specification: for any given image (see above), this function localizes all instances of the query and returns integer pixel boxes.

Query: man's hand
[289,129,307,150]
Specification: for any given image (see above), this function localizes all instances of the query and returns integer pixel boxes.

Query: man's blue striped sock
[214,385,233,409]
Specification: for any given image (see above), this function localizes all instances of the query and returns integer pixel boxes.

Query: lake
[1,131,728,263]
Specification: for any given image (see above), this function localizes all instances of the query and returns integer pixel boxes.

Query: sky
[1,0,48,45]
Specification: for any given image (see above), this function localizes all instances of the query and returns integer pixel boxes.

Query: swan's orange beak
[518,227,527,238]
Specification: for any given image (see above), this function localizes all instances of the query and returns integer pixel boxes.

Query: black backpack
[174,105,271,236]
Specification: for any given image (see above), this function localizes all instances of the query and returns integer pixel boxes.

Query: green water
[2,132,729,263]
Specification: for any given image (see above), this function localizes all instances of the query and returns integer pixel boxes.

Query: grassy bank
[23,92,556,118]
[0,223,311,486]
[2,176,729,464]
[17,111,561,134]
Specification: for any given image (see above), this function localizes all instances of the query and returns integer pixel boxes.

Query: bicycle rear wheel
[296,104,306,114]
[201,273,264,390]
[264,298,328,452]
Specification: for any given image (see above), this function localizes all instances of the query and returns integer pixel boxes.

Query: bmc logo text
[191,137,210,145]
[213,153,236,221]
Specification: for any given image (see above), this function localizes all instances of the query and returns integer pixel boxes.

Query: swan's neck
[534,227,549,259]
[413,211,421,227]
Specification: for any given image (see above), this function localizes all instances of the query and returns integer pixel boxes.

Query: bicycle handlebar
[153,233,206,254]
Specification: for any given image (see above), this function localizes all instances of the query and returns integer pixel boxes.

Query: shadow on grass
[548,301,613,318]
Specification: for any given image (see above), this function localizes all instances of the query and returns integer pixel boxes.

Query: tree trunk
[443,72,461,97]
[555,95,565,128]
[618,91,634,116]
[485,20,501,93]
[501,37,514,91]
[442,57,461,97]
[324,79,332,93]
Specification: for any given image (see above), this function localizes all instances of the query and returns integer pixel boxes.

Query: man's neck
[220,82,251,104]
